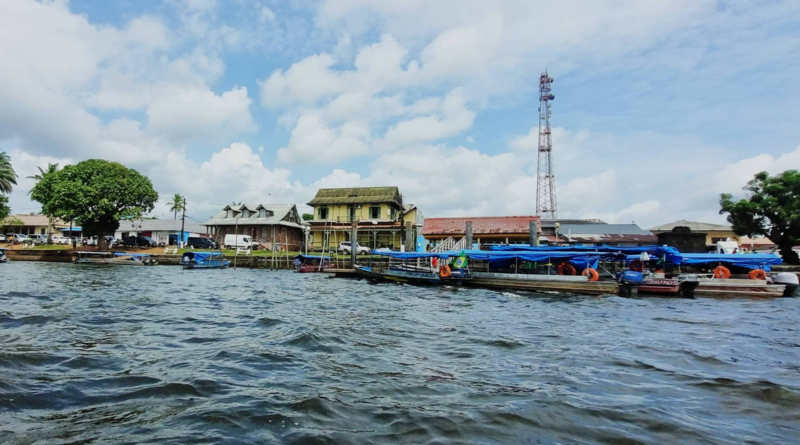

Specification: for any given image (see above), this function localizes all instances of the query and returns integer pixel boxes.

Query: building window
[370,205,380,219]
[389,207,397,220]
[41,228,46,235]
[349,206,357,222]
[318,207,328,220]
[259,209,266,218]
[242,210,249,218]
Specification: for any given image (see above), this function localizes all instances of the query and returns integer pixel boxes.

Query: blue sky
[1,0,799,226]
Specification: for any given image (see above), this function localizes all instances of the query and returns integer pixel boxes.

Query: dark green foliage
[30,160,159,245]
[0,152,17,194]
[0,195,10,221]
[302,213,314,221]
[720,170,800,264]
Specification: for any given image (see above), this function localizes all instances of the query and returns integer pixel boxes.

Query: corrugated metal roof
[422,216,540,236]
[649,220,732,232]
[202,204,303,228]
[5,214,68,228]
[564,234,658,243]
[559,223,651,235]
[307,187,402,206]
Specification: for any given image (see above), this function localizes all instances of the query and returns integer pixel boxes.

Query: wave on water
[0,263,798,444]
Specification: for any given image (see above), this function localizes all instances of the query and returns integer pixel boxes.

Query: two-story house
[202,204,305,250]
[307,187,423,251]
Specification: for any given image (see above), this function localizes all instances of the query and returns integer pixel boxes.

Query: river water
[1,262,799,444]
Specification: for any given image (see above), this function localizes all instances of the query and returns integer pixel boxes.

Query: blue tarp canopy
[59,227,82,232]
[294,255,330,260]
[675,253,782,270]
[490,244,681,259]
[462,249,601,270]
[374,250,459,260]
[184,252,224,262]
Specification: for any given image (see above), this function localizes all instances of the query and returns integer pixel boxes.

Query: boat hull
[694,279,785,298]
[183,260,231,269]
[638,279,699,297]
[355,265,445,285]
[296,265,330,273]
[464,272,618,296]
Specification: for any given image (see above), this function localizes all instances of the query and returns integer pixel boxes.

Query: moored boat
[293,255,331,273]
[73,251,157,265]
[0,248,7,263]
[355,251,468,285]
[181,251,230,269]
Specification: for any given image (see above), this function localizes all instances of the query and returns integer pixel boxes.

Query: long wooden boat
[181,251,230,269]
[638,278,699,297]
[691,278,786,298]
[73,252,156,266]
[354,265,449,285]
[465,271,619,295]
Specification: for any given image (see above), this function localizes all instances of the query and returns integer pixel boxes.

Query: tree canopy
[302,213,314,221]
[720,170,800,264]
[0,151,17,194]
[30,160,159,243]
[0,195,10,221]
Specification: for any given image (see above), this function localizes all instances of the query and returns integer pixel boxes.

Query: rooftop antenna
[536,71,557,220]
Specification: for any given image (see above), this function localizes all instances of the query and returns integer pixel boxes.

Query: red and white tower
[536,72,557,220]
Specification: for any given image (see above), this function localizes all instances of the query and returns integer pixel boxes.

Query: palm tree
[26,163,59,195]
[26,163,60,242]
[0,152,17,194]
[166,193,185,219]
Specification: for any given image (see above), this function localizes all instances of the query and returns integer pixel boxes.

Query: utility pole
[180,197,187,249]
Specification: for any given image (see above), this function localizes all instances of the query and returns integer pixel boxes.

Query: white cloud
[259,6,276,23]
[147,86,255,142]
[276,112,371,164]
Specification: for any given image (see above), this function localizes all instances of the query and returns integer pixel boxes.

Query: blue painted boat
[182,251,231,269]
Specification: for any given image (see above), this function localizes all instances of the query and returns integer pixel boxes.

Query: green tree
[720,170,800,264]
[30,159,159,250]
[0,195,10,221]
[302,213,314,221]
[166,193,185,219]
[0,152,18,194]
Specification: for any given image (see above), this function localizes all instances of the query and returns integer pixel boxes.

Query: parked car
[186,237,217,249]
[50,235,68,245]
[0,234,5,242]
[28,234,47,245]
[223,234,259,250]
[337,241,371,255]
[11,234,29,245]
[120,236,156,248]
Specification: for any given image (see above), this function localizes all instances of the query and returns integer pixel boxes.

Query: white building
[114,219,208,245]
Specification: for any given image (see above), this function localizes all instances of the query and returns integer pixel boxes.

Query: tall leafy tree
[166,193,185,219]
[720,170,800,264]
[30,159,159,250]
[0,152,17,194]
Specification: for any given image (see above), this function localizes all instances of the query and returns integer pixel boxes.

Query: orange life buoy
[749,269,766,280]
[713,266,731,279]
[582,268,599,282]
[557,262,577,276]
[630,260,644,272]
[432,258,438,267]
[439,265,451,278]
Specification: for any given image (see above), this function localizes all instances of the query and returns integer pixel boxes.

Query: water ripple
[0,262,799,444]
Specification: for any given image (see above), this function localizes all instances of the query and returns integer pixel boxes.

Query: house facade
[306,187,422,251]
[2,214,68,237]
[202,204,304,250]
[114,219,208,245]
[649,220,740,246]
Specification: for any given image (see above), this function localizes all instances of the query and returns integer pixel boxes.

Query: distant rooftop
[649,220,732,232]
[422,216,541,236]
[308,187,402,206]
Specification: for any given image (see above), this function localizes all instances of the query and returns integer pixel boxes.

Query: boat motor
[774,272,799,297]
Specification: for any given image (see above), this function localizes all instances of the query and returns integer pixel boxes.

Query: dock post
[465,221,473,249]
[351,220,357,269]
[529,221,538,246]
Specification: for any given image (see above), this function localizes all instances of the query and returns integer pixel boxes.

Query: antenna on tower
[536,71,557,220]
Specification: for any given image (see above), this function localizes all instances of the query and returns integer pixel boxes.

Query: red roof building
[422,216,541,244]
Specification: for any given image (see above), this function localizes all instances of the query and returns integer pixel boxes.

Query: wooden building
[422,216,542,247]
[306,187,423,251]
[202,204,304,250]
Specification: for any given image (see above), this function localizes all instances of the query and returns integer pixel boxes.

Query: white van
[224,235,259,250]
